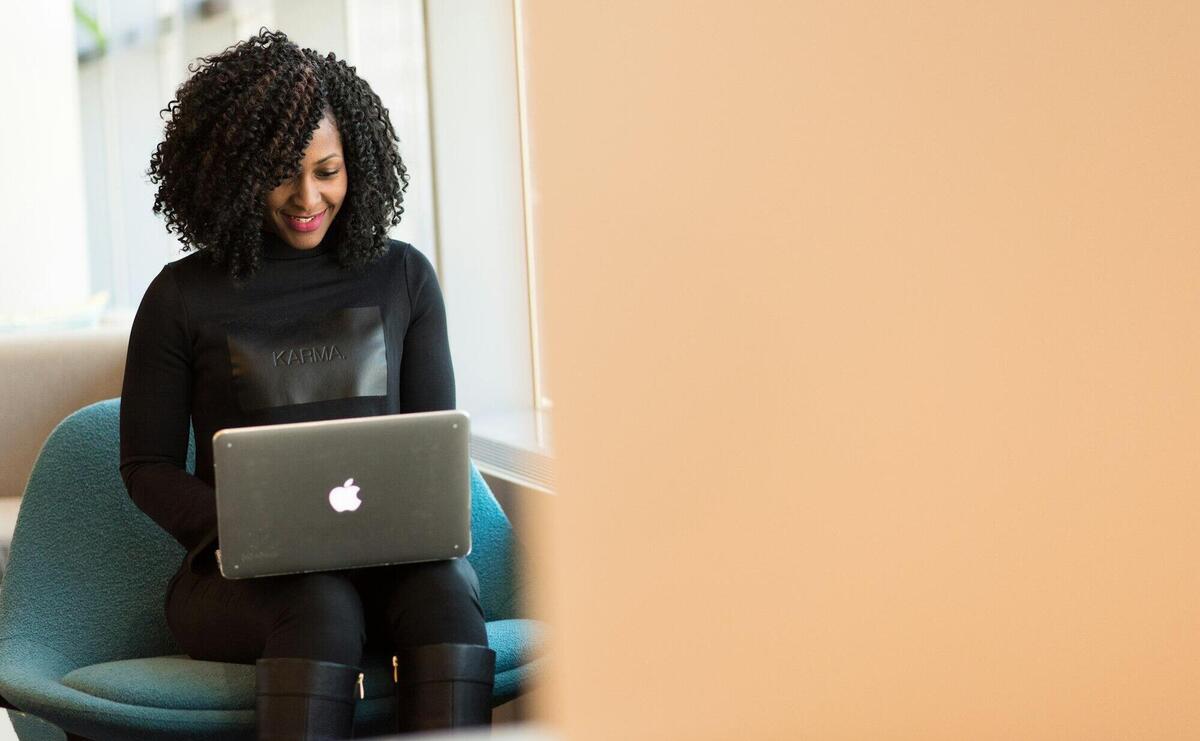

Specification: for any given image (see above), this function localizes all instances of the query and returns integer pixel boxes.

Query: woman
[118,29,494,739]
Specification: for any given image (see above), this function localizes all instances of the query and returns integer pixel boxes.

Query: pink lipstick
[282,209,327,233]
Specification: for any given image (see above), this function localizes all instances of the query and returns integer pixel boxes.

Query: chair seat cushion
[489,618,547,671]
[60,619,545,711]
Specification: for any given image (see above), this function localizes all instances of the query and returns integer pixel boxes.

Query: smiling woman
[263,114,348,250]
[122,28,496,739]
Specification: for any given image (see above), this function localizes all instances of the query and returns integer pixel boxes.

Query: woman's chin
[277,229,327,250]
[289,237,322,250]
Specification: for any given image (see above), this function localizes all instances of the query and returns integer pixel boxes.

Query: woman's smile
[281,208,328,233]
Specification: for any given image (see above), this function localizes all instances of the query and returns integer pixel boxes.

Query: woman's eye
[317,170,341,178]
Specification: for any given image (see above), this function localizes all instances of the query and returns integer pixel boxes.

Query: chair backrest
[0,398,184,671]
[465,461,521,621]
[0,399,521,674]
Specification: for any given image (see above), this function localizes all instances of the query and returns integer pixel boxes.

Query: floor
[0,712,553,740]
[0,685,535,739]
[1,694,539,740]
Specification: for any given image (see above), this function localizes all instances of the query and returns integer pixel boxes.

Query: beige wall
[524,2,1198,739]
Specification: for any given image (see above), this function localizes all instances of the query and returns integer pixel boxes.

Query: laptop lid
[212,410,471,579]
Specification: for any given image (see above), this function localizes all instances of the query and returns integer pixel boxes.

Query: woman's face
[263,112,348,250]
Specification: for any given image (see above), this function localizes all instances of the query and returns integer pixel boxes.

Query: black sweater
[118,231,455,574]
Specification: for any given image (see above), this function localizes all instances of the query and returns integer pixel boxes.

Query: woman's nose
[293,176,322,211]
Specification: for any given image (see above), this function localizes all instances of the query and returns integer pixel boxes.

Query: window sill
[469,410,554,494]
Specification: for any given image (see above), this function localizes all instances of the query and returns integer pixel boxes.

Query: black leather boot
[256,657,363,740]
[392,643,496,733]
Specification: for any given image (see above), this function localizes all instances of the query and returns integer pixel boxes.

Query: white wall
[0,2,91,320]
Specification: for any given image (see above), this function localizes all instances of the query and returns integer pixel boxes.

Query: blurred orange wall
[522,2,1199,738]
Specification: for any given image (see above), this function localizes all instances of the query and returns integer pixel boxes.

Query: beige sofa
[0,325,131,573]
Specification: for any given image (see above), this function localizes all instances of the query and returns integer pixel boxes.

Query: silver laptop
[212,410,472,579]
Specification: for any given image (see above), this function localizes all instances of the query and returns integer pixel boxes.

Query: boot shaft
[257,657,362,741]
[393,643,496,732]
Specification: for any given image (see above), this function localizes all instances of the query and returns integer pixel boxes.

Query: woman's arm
[399,245,456,413]
[118,265,218,553]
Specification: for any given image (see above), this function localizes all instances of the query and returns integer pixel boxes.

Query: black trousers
[164,557,488,667]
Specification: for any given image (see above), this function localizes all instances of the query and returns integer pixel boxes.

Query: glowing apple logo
[328,478,363,512]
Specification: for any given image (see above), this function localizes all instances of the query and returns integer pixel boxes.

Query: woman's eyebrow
[315,153,343,164]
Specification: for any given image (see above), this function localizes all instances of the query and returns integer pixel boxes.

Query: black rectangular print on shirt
[225,306,388,411]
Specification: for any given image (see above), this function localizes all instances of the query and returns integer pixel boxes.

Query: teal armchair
[0,399,544,740]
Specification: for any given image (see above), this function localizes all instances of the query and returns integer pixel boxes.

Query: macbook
[212,410,471,579]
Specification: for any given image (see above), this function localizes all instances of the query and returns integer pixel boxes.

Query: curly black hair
[148,28,408,279]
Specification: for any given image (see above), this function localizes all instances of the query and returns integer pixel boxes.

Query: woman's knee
[266,573,368,664]
[383,559,487,647]
[393,558,481,605]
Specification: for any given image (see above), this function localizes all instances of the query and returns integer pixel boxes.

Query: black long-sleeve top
[119,231,455,574]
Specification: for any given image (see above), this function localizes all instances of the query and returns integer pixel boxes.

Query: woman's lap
[165,558,485,665]
[350,557,487,648]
